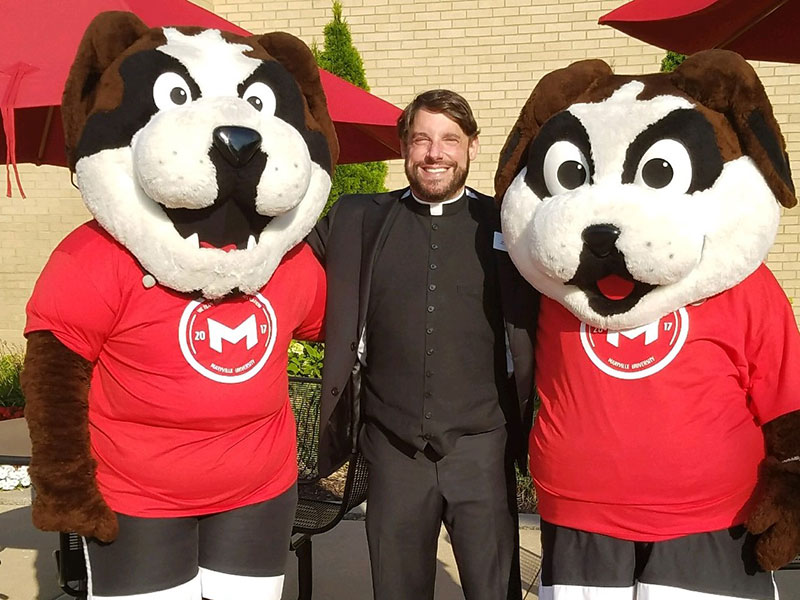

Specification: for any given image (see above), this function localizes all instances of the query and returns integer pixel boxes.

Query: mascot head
[496,50,795,330]
[62,11,338,299]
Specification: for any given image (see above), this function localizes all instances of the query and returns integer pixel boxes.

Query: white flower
[0,465,31,490]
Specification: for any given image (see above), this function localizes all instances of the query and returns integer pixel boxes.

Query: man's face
[402,108,479,203]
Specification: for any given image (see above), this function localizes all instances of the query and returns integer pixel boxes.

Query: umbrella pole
[717,0,790,50]
[37,106,55,166]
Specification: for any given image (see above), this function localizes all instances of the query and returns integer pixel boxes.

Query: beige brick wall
[1,165,88,346]
[2,0,800,347]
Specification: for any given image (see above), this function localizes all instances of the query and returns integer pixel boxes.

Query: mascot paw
[746,457,800,570]
[32,492,118,542]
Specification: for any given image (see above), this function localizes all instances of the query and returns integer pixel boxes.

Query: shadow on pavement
[0,504,62,600]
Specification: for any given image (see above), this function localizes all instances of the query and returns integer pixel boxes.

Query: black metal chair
[0,375,368,600]
[289,376,369,600]
[782,556,800,570]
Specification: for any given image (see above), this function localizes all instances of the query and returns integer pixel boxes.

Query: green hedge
[0,347,24,408]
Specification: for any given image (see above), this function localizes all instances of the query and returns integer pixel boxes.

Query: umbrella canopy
[0,0,401,195]
[599,0,799,63]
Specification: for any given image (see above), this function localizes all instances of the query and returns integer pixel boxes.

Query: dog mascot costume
[496,50,800,600]
[20,11,337,600]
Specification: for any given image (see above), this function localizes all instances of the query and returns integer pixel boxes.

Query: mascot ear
[254,32,340,169]
[670,49,796,208]
[62,11,149,171]
[495,59,613,203]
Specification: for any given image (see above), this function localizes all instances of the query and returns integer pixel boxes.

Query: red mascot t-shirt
[532,264,800,541]
[25,221,325,517]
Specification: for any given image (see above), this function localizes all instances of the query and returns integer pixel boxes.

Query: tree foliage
[313,1,388,217]
[314,1,370,91]
[661,51,687,73]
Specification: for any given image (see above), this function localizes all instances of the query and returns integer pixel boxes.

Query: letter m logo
[606,321,660,348]
[207,315,258,353]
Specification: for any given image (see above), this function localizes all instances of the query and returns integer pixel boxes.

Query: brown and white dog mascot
[21,11,337,600]
[496,50,800,600]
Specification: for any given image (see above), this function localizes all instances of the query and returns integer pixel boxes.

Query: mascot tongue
[597,274,635,300]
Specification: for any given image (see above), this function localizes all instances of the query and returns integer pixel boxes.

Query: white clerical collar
[403,188,475,216]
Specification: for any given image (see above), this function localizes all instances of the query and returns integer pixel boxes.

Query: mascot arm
[21,330,118,542]
[747,409,800,570]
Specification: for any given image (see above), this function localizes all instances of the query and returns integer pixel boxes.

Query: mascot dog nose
[212,126,262,167]
[582,224,621,258]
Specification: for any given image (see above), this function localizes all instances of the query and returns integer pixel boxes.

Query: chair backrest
[289,376,323,483]
[289,376,369,536]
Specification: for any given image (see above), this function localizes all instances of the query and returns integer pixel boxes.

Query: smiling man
[307,89,536,600]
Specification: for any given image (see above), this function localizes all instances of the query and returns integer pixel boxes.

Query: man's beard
[405,160,470,203]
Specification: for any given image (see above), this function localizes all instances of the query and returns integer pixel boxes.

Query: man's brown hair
[397,89,480,143]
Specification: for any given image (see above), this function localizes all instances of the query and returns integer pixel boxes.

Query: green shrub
[287,340,325,379]
[0,346,24,408]
[516,465,537,514]
[661,51,687,73]
[314,1,369,91]
[324,161,387,217]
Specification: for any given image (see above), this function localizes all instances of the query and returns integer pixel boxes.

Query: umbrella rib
[351,122,401,154]
[717,0,790,50]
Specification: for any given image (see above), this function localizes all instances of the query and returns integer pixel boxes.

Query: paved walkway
[0,488,542,600]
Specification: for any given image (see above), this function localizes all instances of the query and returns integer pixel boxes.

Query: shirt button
[427,305,435,313]
[426,327,433,334]
[426,348,434,355]
[424,391,432,398]
[432,223,439,230]
[350,341,357,351]
[428,284,436,291]
[423,433,431,439]
[331,387,339,396]
[425,412,432,419]
[430,263,437,270]
[425,370,433,377]
[431,243,439,250]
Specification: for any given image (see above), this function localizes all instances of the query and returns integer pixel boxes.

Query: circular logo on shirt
[178,293,277,383]
[579,308,689,380]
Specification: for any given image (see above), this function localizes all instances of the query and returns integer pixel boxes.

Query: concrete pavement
[0,489,64,600]
[0,488,542,600]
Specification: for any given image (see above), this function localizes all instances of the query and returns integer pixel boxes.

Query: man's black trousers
[360,422,521,600]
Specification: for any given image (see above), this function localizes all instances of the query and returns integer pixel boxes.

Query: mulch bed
[299,465,349,502]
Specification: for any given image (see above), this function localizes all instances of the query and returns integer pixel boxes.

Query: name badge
[493,231,508,252]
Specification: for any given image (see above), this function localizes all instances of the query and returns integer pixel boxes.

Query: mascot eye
[241,81,276,116]
[634,139,692,193]
[153,72,193,110]
[543,140,590,196]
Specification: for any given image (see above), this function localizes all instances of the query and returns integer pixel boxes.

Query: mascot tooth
[496,50,800,599]
[21,11,337,600]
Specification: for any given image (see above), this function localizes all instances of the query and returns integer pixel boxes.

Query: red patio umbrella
[0,0,402,196]
[599,0,800,64]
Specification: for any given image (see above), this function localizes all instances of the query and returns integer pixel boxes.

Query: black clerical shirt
[362,190,508,456]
